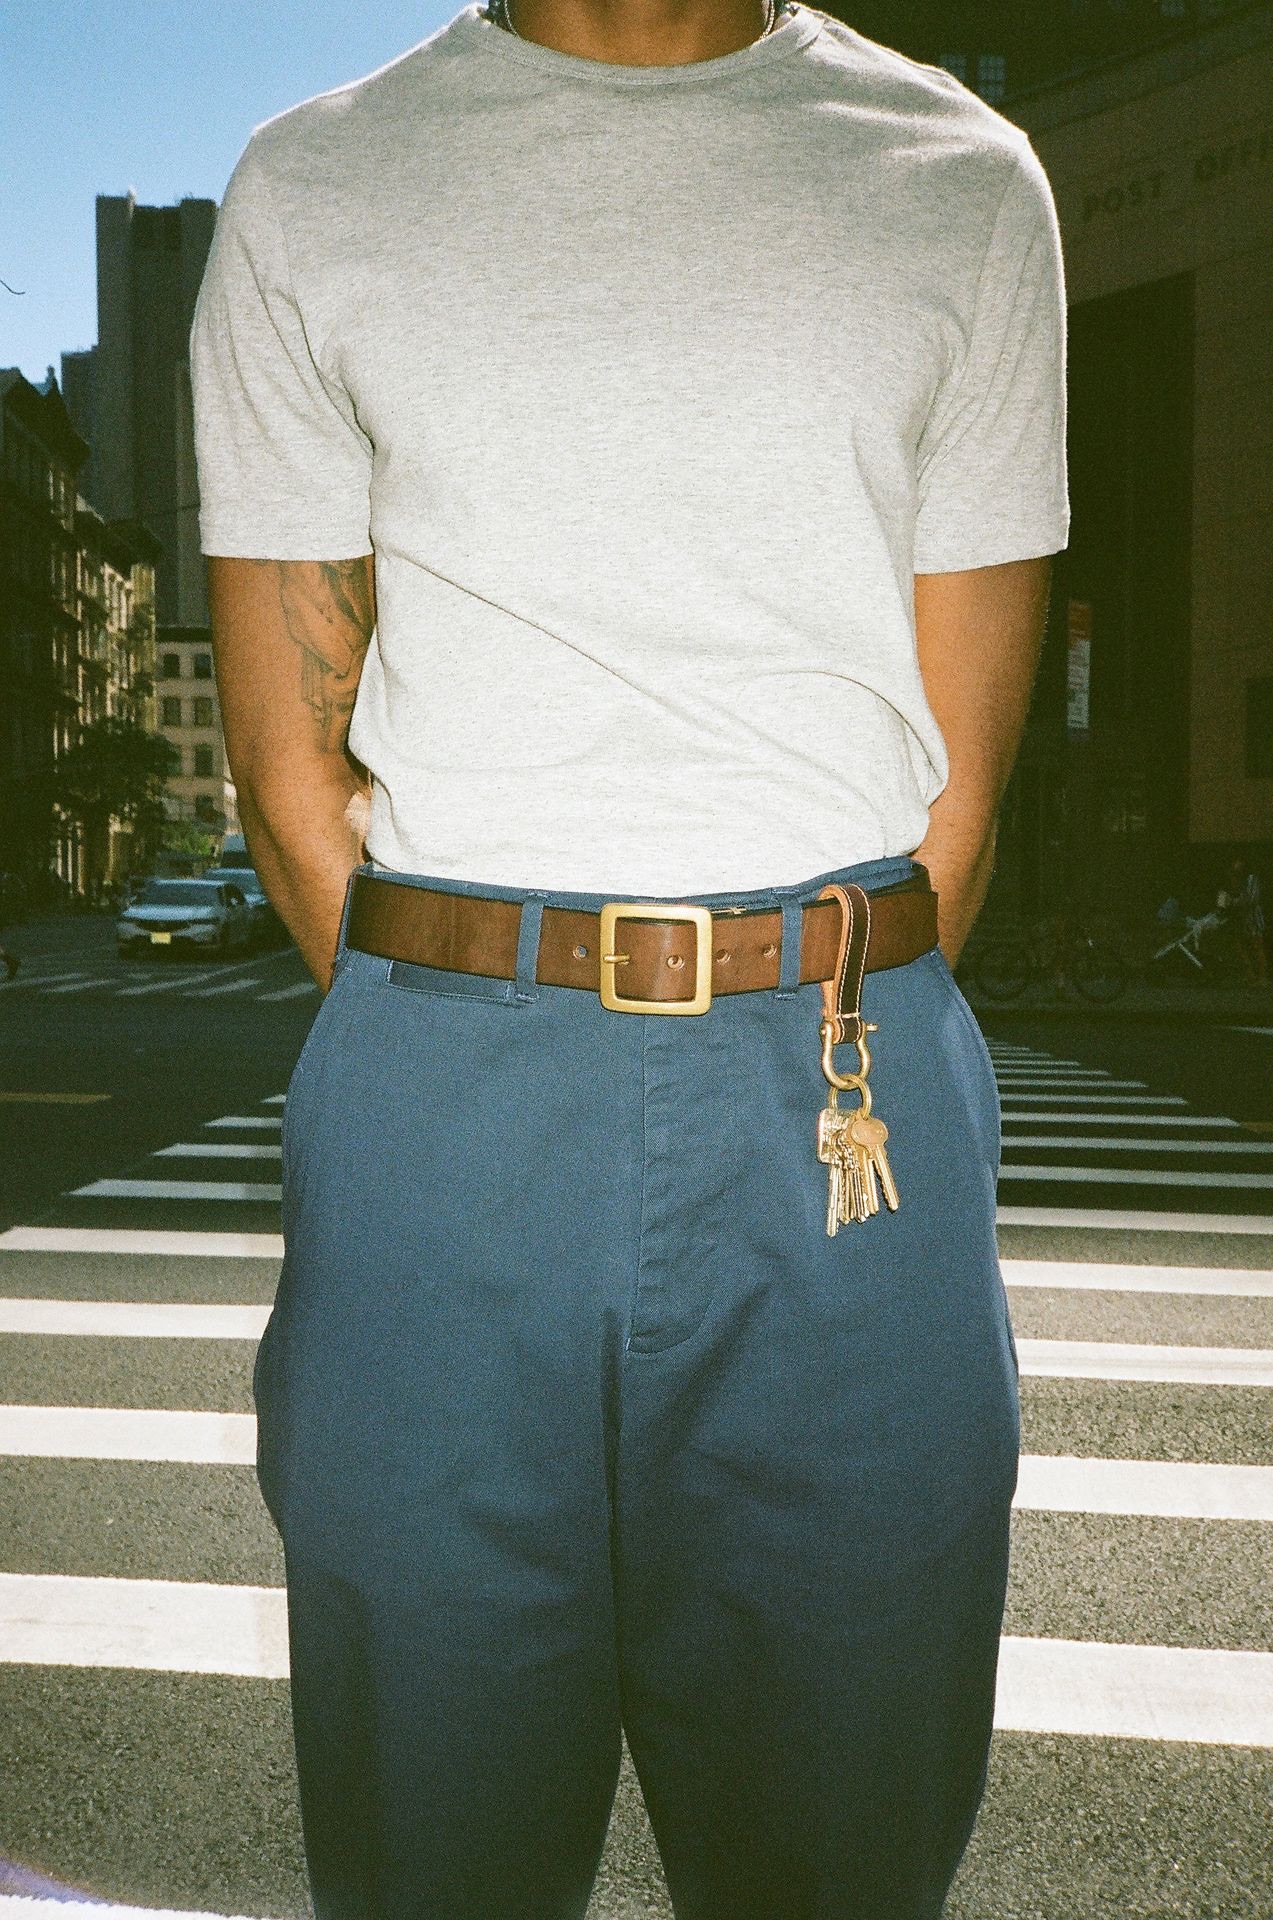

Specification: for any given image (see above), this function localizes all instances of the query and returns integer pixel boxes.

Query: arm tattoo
[273,558,376,755]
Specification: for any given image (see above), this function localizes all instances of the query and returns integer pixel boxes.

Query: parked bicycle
[965,911,1129,1004]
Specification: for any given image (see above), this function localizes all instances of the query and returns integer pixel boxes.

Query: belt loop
[774,889,805,998]
[514,892,548,1004]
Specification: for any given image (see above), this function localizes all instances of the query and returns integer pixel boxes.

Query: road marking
[3,1299,1265,1385]
[0,1092,112,1104]
[262,1094,286,1105]
[1000,1135,1273,1155]
[153,1143,281,1160]
[0,1899,263,1920]
[1018,1339,1273,1385]
[996,1079,1151,1092]
[995,1637,1273,1746]
[0,1405,256,1462]
[69,1179,283,1202]
[1226,1026,1273,1037]
[0,1300,269,1338]
[1015,1455,1273,1521]
[42,977,117,996]
[999,1094,1189,1107]
[1000,1164,1273,1189]
[1002,1113,1242,1129]
[5,1407,1268,1523]
[0,1572,289,1677]
[2,1573,1267,1744]
[0,1227,284,1256]
[5,970,95,986]
[259,980,318,1001]
[183,978,262,998]
[205,1115,282,1128]
[115,969,225,997]
[998,1205,1273,1234]
[1001,1259,1273,1296]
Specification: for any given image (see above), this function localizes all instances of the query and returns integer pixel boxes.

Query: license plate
[150,931,173,945]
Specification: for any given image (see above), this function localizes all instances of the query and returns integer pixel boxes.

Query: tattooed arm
[207,555,376,992]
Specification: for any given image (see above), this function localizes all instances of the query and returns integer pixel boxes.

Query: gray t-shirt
[190,1,1069,894]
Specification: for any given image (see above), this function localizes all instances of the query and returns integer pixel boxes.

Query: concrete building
[154,626,239,839]
[991,0,1273,919]
[0,369,89,893]
[61,194,216,632]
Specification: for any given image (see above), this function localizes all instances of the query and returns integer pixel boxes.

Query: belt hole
[714,948,731,963]
[762,942,778,957]
[573,943,588,959]
[667,953,685,969]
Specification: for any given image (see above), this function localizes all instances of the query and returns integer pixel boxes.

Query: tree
[47,716,178,886]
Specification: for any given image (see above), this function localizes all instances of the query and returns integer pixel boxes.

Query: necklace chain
[494,0,786,45]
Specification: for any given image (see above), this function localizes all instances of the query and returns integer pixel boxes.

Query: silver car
[116,877,253,958]
[202,866,286,950]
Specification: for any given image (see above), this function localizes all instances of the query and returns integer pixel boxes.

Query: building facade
[154,626,239,838]
[832,0,1252,108]
[995,1,1273,919]
[61,194,216,632]
[0,370,89,894]
[74,503,162,884]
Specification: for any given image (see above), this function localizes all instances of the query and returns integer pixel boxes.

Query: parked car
[116,877,253,958]
[201,865,286,949]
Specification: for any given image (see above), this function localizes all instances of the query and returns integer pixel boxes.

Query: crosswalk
[990,1039,1273,1232]
[0,957,315,1006]
[1,1033,1270,1915]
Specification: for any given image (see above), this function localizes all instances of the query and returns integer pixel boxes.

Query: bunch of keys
[816,1019,900,1236]
[811,880,901,1237]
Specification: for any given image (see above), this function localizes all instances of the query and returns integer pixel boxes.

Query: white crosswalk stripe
[980,1037,1273,1225]
[6,953,305,1004]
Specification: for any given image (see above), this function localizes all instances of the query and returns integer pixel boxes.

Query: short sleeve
[913,139,1070,573]
[190,136,373,559]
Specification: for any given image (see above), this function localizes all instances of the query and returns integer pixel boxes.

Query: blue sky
[1,0,461,386]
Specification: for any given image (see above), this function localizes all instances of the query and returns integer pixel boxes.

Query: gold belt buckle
[597,902,713,1014]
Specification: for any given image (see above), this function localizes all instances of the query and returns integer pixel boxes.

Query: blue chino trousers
[255,851,1019,1920]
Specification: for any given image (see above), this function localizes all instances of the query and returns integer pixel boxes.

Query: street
[1,915,1270,1919]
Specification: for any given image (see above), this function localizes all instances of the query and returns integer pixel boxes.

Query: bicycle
[966,913,1129,1004]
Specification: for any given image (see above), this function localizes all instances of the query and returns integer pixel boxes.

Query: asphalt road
[0,915,1270,1919]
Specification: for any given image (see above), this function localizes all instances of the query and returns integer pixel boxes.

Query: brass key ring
[819,1017,878,1103]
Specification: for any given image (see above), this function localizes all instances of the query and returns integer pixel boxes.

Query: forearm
[238,774,368,993]
[207,554,377,993]
[912,803,998,970]
[911,556,1052,969]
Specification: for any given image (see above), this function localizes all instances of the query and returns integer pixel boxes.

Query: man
[191,2,1067,1914]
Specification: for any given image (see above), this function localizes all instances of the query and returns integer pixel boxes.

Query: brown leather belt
[346,867,940,1014]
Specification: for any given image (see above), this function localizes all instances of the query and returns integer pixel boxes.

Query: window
[192,696,214,727]
[194,793,219,822]
[162,697,182,726]
[938,50,968,80]
[193,652,213,679]
[162,652,181,678]
[194,744,215,777]
[976,52,1007,103]
[1247,675,1273,779]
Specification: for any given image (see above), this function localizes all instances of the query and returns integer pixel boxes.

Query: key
[817,1092,850,1235]
[850,1111,900,1213]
